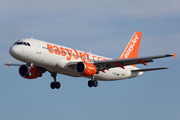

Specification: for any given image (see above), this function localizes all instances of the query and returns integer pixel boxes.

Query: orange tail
[119,31,142,66]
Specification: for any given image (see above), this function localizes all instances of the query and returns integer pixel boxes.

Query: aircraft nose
[9,45,19,57]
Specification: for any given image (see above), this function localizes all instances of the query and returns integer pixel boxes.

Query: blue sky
[0,0,180,120]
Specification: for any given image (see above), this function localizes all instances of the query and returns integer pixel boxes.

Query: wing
[67,53,176,71]
[93,54,176,69]
[5,62,22,67]
[131,67,169,72]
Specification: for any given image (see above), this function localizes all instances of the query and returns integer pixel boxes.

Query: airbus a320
[5,31,177,89]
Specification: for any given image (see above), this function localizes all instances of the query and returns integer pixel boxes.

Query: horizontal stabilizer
[131,67,169,72]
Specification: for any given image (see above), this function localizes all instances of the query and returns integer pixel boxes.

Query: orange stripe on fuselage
[46,44,108,62]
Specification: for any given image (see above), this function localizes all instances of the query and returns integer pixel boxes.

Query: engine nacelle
[75,62,97,76]
[19,65,40,79]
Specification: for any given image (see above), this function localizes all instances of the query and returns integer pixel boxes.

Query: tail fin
[119,31,142,59]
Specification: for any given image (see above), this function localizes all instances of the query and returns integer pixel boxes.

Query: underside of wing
[5,63,22,66]
[131,67,169,72]
[5,63,23,67]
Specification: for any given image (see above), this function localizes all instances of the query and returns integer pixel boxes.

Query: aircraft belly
[94,68,131,81]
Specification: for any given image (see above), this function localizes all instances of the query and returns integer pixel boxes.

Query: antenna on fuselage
[31,36,33,39]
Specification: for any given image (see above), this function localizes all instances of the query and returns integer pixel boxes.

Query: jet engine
[75,62,97,76]
[19,65,40,79]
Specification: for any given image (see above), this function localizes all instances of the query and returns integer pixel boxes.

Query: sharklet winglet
[173,53,177,59]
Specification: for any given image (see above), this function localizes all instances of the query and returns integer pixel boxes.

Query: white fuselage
[9,38,143,81]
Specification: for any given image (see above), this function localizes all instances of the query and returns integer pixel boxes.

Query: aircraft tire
[50,82,56,89]
[88,80,93,87]
[93,80,98,87]
[55,82,61,89]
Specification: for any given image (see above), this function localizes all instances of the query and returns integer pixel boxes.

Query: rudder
[119,31,142,59]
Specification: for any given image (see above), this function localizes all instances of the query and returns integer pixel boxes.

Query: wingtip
[5,62,11,68]
[8,62,11,68]
[173,53,177,59]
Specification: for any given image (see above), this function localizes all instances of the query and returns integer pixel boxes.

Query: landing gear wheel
[50,82,56,89]
[88,80,93,87]
[55,82,61,89]
[50,82,61,89]
[88,80,98,87]
[93,80,98,87]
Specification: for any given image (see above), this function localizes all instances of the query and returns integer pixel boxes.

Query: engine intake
[75,62,97,76]
[19,65,40,79]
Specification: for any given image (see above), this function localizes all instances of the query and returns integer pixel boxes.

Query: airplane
[5,31,177,89]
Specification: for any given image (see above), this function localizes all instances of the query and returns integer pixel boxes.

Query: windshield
[14,41,31,46]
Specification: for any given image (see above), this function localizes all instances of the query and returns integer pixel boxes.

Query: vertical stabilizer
[119,31,142,59]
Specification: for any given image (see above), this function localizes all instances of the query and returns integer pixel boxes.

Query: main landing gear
[88,80,98,87]
[88,76,98,87]
[50,74,98,89]
[50,72,61,89]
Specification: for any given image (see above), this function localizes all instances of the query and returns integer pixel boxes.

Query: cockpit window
[16,42,23,45]
[27,43,30,46]
[14,41,18,45]
[14,41,31,46]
